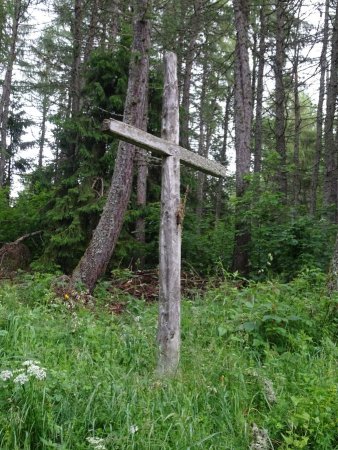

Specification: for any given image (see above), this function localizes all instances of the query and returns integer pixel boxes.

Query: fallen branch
[12,231,42,245]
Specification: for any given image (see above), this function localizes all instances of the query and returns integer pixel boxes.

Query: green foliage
[34,46,165,273]
[0,272,336,449]
[0,184,51,254]
[182,214,234,273]
[237,189,337,280]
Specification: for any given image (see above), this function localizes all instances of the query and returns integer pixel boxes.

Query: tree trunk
[61,0,83,177]
[180,39,196,150]
[232,0,252,275]
[83,0,99,65]
[135,148,149,267]
[215,90,232,222]
[274,0,287,200]
[253,3,266,175]
[324,0,338,222]
[157,51,181,376]
[71,0,151,292]
[70,0,83,117]
[292,7,302,208]
[196,125,213,226]
[310,0,329,216]
[196,57,207,225]
[251,28,257,130]
[135,78,149,266]
[105,0,120,50]
[327,230,338,294]
[180,0,203,149]
[0,0,21,187]
[38,91,48,168]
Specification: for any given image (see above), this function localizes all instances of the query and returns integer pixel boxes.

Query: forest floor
[0,270,337,449]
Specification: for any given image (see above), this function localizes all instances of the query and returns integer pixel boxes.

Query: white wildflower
[0,370,13,381]
[130,425,138,434]
[13,373,29,385]
[250,423,270,450]
[86,437,106,449]
[27,364,47,380]
[263,378,276,404]
[22,360,40,367]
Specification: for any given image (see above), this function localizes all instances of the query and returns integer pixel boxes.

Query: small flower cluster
[130,424,139,434]
[86,436,107,450]
[263,378,277,404]
[0,360,46,385]
[250,423,270,450]
[0,370,13,381]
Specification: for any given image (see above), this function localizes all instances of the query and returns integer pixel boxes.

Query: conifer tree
[71,0,152,292]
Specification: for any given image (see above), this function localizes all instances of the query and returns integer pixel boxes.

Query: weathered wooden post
[102,52,227,377]
[157,52,181,375]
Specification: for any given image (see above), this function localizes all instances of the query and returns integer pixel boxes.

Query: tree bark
[274,0,287,200]
[71,0,151,292]
[215,89,232,222]
[38,91,48,168]
[292,6,302,208]
[180,0,203,149]
[135,73,150,266]
[327,230,338,294]
[180,40,196,150]
[253,3,266,175]
[0,0,21,187]
[196,56,207,225]
[310,0,329,215]
[70,0,83,117]
[83,0,99,65]
[157,51,181,376]
[232,0,252,275]
[135,147,149,266]
[324,0,338,222]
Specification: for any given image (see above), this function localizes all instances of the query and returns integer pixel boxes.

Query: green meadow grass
[0,270,337,449]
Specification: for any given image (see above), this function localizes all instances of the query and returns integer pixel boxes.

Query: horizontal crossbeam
[102,118,227,178]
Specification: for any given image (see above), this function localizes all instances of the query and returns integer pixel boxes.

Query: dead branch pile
[0,231,41,279]
[110,269,208,301]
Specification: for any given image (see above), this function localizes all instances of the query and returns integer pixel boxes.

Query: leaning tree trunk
[71,0,151,292]
[232,0,252,275]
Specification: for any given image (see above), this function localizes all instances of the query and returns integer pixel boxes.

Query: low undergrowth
[0,269,337,449]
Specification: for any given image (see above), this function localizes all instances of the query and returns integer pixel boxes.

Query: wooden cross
[102,52,226,376]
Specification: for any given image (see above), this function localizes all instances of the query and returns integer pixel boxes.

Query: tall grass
[0,270,336,449]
